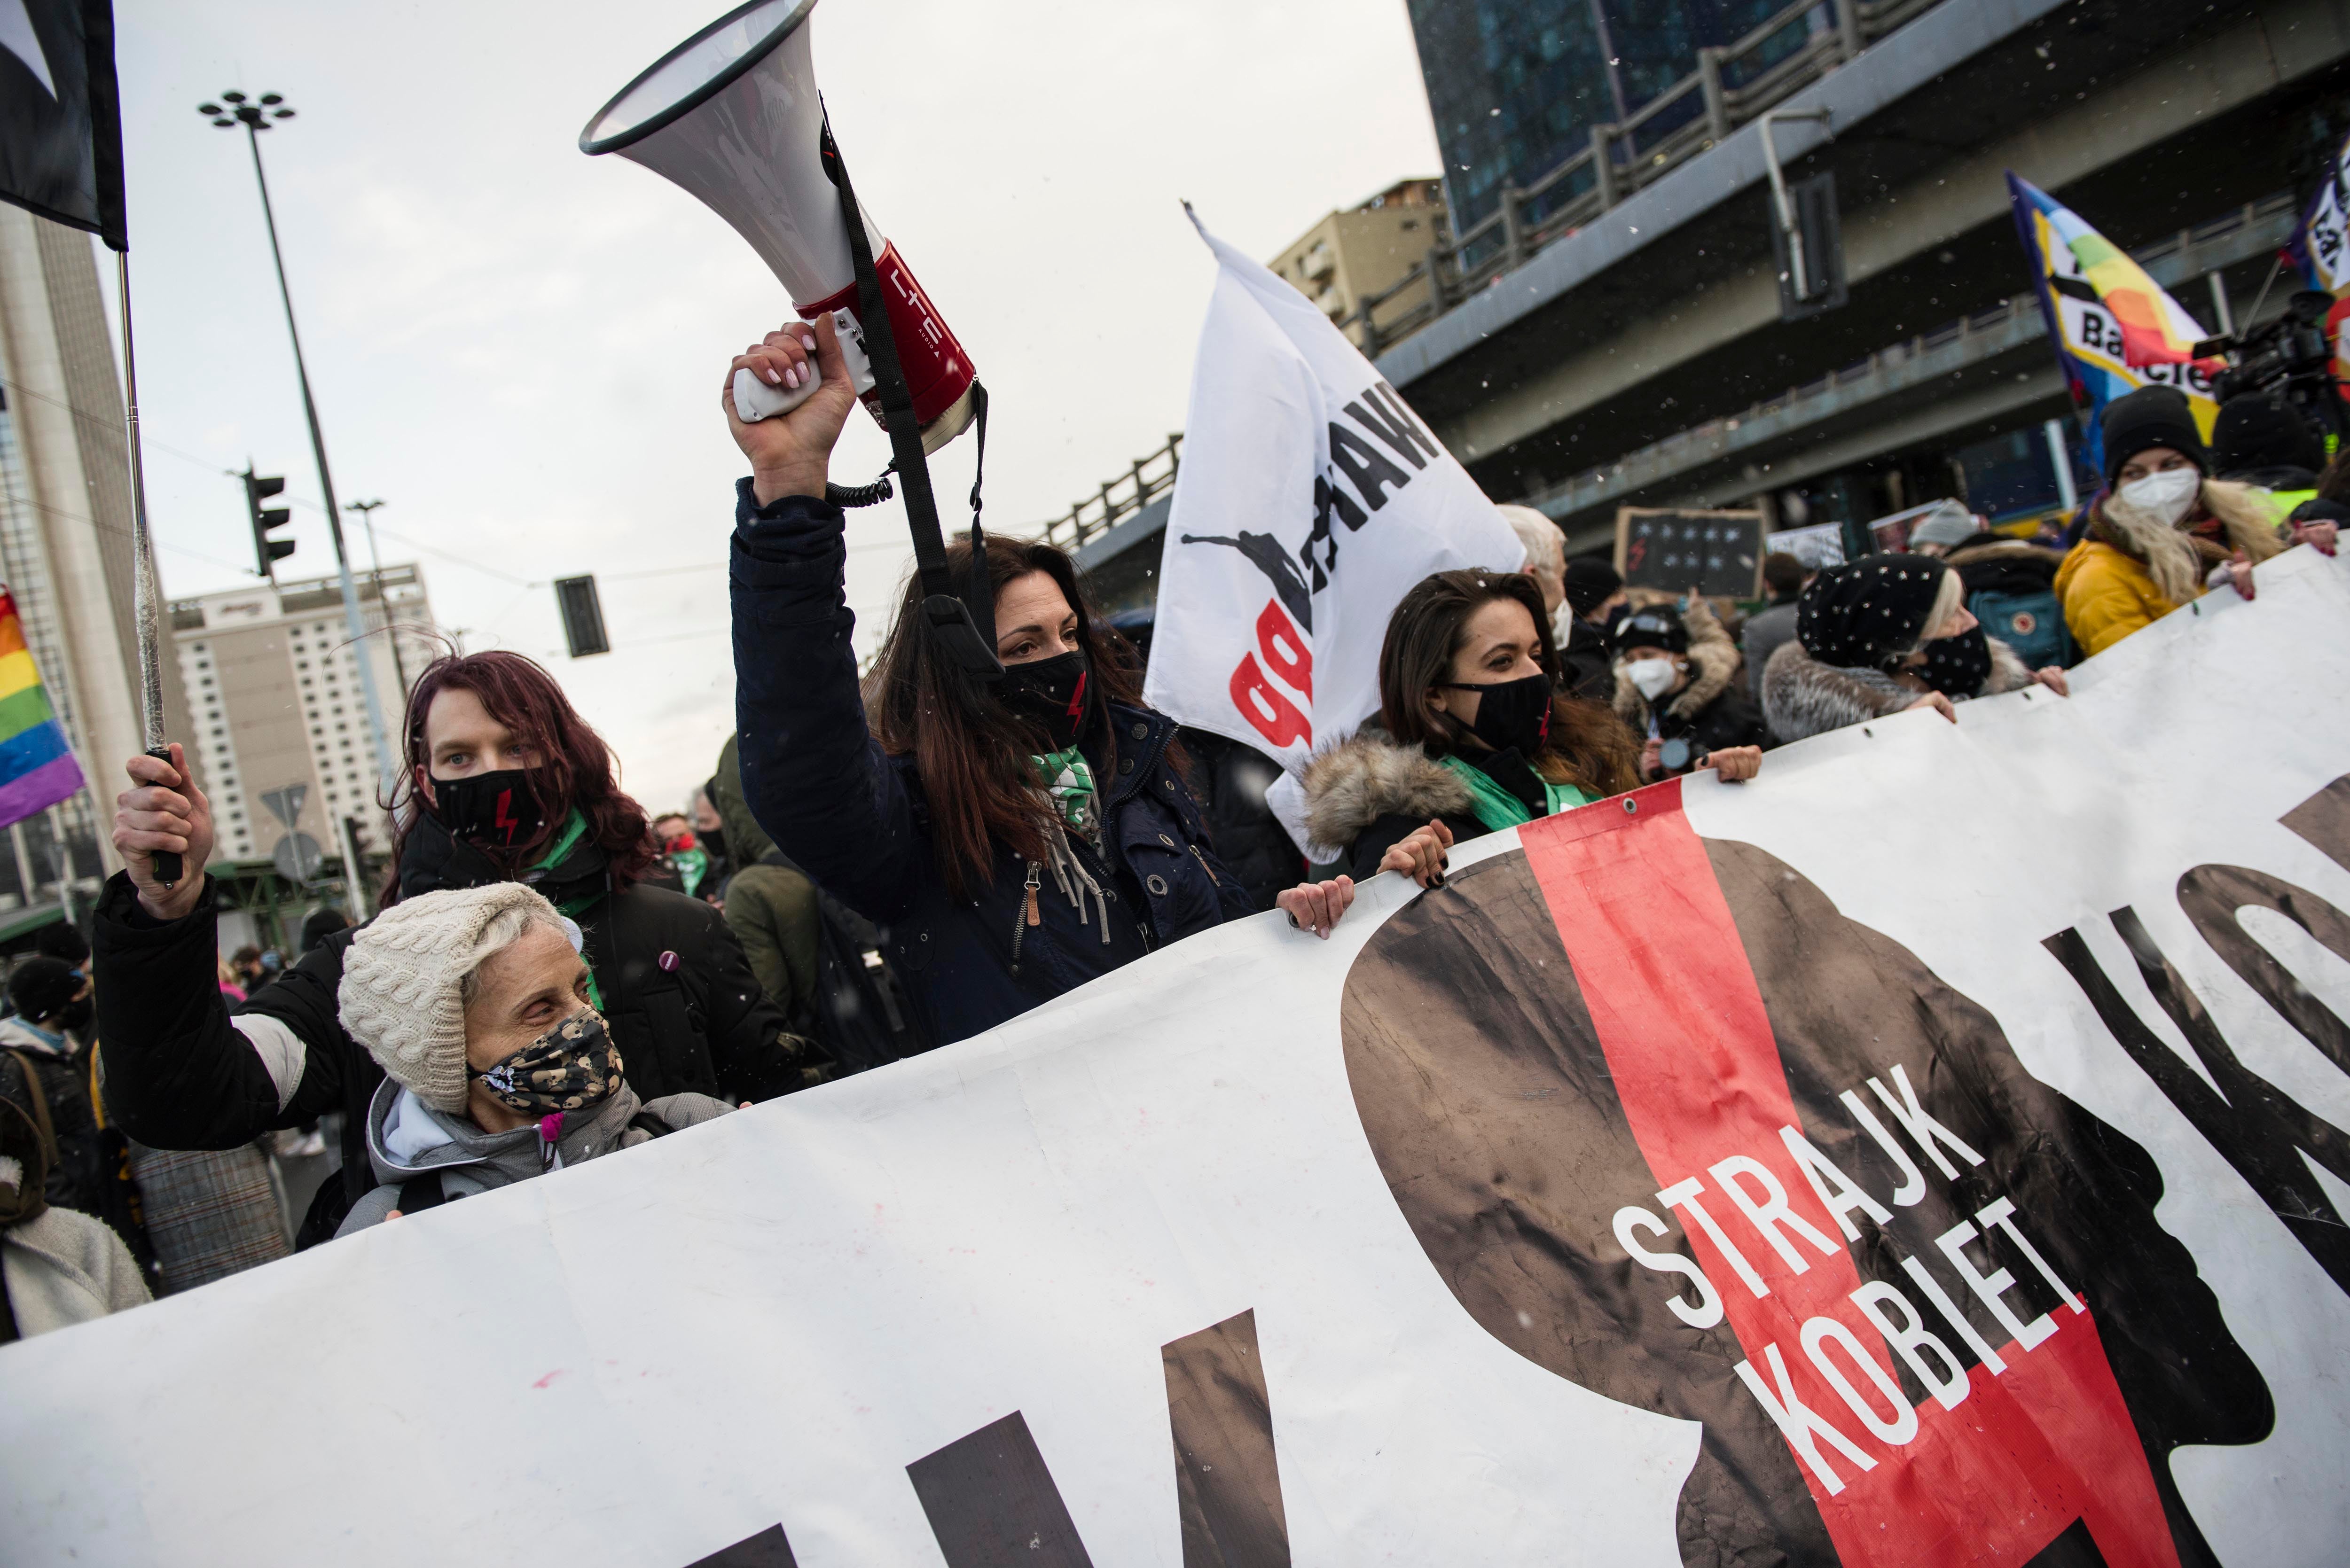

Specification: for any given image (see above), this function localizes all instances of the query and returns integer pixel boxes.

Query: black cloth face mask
[57,996,93,1033]
[1000,650,1092,751]
[427,768,549,851]
[1920,623,1994,697]
[1445,671,1553,757]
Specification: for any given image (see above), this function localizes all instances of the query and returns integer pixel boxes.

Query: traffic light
[554,575,609,657]
[243,464,293,579]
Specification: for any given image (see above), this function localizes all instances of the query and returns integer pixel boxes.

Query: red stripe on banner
[1521,780,2179,1568]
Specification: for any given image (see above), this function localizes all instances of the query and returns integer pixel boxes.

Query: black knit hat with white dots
[1795,554,1953,671]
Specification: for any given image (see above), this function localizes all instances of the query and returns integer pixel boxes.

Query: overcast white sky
[102,0,1442,813]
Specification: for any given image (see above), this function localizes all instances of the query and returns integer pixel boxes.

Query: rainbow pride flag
[2009,174,2221,374]
[0,587,84,830]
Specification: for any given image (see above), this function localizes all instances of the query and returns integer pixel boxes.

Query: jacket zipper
[1188,843,1220,885]
[1009,861,1042,974]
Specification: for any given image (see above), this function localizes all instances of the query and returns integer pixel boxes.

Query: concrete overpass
[1375,0,2350,538]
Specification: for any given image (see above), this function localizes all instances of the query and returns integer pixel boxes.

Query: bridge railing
[1040,433,1183,553]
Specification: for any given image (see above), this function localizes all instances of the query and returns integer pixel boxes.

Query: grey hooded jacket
[335,1077,732,1237]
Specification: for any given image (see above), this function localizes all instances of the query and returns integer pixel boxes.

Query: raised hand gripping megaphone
[580,0,978,454]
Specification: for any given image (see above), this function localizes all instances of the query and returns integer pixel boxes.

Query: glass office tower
[1408,0,1818,239]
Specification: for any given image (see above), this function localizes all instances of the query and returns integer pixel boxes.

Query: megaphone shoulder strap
[818,112,1001,678]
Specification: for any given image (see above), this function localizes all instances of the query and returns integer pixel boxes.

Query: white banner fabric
[1140,213,1523,851]
[7,550,2350,1567]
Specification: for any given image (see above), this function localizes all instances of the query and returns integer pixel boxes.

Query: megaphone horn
[580,0,978,454]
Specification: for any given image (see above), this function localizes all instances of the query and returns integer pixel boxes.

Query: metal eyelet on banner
[1622,798,1638,815]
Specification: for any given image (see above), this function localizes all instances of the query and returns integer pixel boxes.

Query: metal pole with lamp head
[196,91,396,791]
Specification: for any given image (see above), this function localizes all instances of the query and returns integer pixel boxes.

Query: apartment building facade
[170,563,433,863]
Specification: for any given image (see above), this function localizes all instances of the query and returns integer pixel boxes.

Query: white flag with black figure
[1142,210,1523,853]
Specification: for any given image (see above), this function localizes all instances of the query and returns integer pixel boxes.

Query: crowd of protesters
[1,323,2340,1342]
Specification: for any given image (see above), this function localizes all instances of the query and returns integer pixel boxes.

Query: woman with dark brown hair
[723,317,1358,1050]
[99,649,813,1246]
[1304,569,1750,881]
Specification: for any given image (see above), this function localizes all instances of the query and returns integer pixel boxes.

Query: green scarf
[527,810,603,1009]
[1031,747,1099,837]
[1438,754,1592,834]
[669,846,711,900]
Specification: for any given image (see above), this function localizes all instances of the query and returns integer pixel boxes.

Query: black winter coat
[1179,730,1301,914]
[1556,617,1614,702]
[93,816,812,1222]
[730,485,1256,1049]
[0,1040,107,1227]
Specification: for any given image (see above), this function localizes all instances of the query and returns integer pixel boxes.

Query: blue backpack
[1970,586,2074,669]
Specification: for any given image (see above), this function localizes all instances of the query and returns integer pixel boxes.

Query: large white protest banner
[8,550,2350,1567]
[1141,212,1522,850]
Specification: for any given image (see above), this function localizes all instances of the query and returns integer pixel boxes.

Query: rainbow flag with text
[0,587,84,829]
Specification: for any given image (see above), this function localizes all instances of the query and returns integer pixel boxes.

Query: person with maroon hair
[96,649,817,1247]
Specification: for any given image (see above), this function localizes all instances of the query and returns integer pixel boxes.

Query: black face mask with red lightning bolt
[428,768,550,852]
[999,650,1092,752]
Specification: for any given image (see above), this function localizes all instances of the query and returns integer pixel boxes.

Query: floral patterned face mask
[470,1010,623,1115]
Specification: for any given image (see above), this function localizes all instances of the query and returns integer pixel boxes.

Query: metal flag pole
[116,247,184,888]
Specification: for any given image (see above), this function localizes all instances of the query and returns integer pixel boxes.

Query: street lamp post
[196,90,395,786]
[343,497,410,702]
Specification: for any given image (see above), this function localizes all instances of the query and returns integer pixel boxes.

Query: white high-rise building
[169,564,434,863]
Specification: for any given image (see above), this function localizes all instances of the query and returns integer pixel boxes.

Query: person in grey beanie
[332,884,734,1237]
[1903,499,1979,558]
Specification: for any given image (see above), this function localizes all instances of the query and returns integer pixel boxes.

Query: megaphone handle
[733,366,818,424]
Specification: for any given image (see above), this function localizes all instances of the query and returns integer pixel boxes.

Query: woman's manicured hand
[724,312,859,506]
[1377,819,1454,889]
[1278,877,1357,939]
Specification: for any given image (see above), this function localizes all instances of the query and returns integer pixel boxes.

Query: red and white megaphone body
[581,0,978,454]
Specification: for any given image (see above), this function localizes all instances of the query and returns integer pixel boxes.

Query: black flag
[0,0,124,250]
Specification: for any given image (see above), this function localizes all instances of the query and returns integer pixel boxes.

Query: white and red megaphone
[581,0,978,453]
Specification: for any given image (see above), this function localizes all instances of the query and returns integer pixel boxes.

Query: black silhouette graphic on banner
[1340,800,2268,1568]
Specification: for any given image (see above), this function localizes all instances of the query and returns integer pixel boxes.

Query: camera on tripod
[2194,289,2345,444]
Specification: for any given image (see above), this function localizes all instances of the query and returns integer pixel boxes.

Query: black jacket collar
[396,811,612,905]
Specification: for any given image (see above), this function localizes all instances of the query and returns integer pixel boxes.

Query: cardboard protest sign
[8,552,2350,1566]
[1141,211,1522,851]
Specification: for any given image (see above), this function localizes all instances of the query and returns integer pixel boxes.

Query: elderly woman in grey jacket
[333,884,733,1236]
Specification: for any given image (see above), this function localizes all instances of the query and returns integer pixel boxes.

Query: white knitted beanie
[337,883,564,1114]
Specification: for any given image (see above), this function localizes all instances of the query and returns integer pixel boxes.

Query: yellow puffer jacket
[2054,541,2188,658]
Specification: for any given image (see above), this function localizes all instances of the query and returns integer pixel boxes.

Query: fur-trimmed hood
[1609,596,1739,728]
[1762,635,2032,746]
[1301,731,1473,850]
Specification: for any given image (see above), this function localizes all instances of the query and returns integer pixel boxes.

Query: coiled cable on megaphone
[826,471,894,509]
